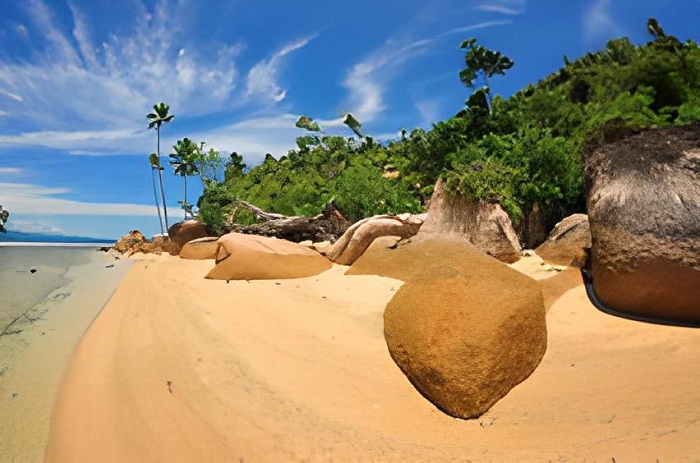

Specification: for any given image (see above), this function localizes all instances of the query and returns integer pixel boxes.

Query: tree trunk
[325,213,427,265]
[230,200,351,243]
[151,167,164,234]
[157,127,169,230]
[184,174,188,220]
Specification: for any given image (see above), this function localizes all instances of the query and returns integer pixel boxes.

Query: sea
[0,229,116,245]
[0,231,130,461]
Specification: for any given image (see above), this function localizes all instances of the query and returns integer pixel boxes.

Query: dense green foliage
[194,20,700,236]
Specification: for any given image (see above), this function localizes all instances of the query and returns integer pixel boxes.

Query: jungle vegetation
[192,19,700,237]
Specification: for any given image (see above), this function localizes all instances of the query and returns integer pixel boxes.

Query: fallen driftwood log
[325,213,427,265]
[231,200,351,243]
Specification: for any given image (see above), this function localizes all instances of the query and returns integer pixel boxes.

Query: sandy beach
[0,245,132,463]
[43,252,700,462]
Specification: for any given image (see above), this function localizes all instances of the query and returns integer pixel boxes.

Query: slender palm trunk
[183,174,188,220]
[156,127,170,231]
[151,167,164,234]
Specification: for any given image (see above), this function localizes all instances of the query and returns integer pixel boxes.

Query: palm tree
[169,138,203,220]
[147,102,174,232]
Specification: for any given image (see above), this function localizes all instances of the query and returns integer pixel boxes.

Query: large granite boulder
[206,232,332,280]
[348,236,547,419]
[585,124,700,325]
[168,220,210,252]
[536,213,591,267]
[419,180,522,263]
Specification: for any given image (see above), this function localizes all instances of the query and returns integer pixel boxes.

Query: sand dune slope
[45,255,700,462]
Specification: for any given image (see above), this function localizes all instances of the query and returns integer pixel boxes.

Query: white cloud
[442,19,515,37]
[0,89,24,102]
[583,0,623,43]
[13,23,29,39]
[0,167,22,174]
[191,115,303,164]
[342,38,434,123]
[246,35,317,103]
[473,0,527,15]
[0,0,242,137]
[415,100,440,127]
[342,13,516,126]
[0,128,145,154]
[0,181,159,215]
[4,218,67,235]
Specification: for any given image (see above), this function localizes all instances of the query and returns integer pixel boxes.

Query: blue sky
[1,0,699,240]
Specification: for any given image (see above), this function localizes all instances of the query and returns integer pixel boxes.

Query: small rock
[479,416,497,428]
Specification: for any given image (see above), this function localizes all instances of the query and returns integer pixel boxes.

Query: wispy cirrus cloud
[246,35,317,103]
[0,0,242,145]
[473,0,527,16]
[342,15,515,125]
[0,167,22,174]
[583,0,624,43]
[442,19,515,38]
[0,128,145,155]
[342,38,434,123]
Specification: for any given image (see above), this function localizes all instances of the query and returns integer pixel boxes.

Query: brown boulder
[111,230,178,255]
[179,237,219,260]
[112,230,146,254]
[348,236,547,419]
[585,124,700,325]
[206,232,332,280]
[168,220,210,251]
[419,180,522,263]
[536,213,591,267]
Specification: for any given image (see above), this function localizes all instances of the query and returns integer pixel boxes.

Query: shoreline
[0,246,131,463]
[0,242,114,248]
[43,252,700,462]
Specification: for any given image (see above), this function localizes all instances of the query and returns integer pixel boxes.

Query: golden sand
[44,253,700,462]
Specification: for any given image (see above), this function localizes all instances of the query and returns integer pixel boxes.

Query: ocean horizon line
[0,229,116,246]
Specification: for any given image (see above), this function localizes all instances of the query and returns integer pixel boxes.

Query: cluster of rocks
[112,220,210,257]
[109,123,699,420]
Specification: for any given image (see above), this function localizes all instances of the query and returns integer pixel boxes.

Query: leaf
[295,115,321,132]
[343,113,363,137]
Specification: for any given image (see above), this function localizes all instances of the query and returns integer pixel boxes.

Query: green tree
[459,38,514,111]
[146,102,175,232]
[170,138,204,220]
[196,147,225,186]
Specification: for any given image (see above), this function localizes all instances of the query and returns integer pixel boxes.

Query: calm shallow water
[0,247,97,333]
[0,244,131,462]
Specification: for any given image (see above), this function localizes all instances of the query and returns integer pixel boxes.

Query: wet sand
[44,252,700,462]
[0,245,131,463]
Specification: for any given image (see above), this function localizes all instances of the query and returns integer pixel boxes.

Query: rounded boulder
[348,236,547,419]
[206,232,332,280]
